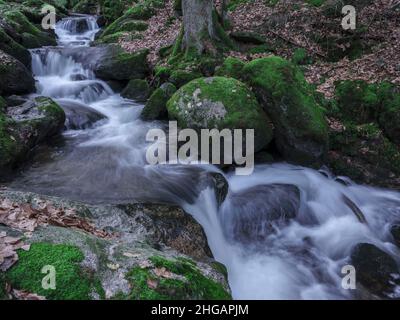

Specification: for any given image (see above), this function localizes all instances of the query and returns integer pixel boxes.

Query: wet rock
[0,97,65,174]
[120,203,213,260]
[220,184,300,244]
[66,45,149,81]
[350,243,400,298]
[243,57,329,166]
[0,190,231,300]
[57,99,107,130]
[0,50,35,96]
[390,223,400,248]
[141,82,176,120]
[167,77,273,154]
[121,79,151,102]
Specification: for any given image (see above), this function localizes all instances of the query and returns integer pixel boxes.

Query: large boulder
[0,97,65,173]
[121,79,151,102]
[167,77,273,153]
[220,184,300,245]
[2,10,56,49]
[243,56,329,165]
[0,20,31,67]
[0,189,231,300]
[57,99,107,130]
[350,243,400,298]
[141,82,177,121]
[0,50,35,96]
[65,45,149,81]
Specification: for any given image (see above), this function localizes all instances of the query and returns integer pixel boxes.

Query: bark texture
[182,0,217,54]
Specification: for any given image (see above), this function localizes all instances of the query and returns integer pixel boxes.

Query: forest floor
[120,0,400,98]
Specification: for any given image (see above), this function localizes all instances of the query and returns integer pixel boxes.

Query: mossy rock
[0,96,65,173]
[93,45,149,81]
[328,122,400,187]
[291,48,312,65]
[101,18,148,38]
[21,31,57,49]
[167,76,273,153]
[0,27,31,67]
[125,255,231,300]
[377,83,400,145]
[5,243,104,300]
[141,83,177,121]
[335,80,400,144]
[121,79,151,102]
[215,57,245,80]
[334,80,381,124]
[0,50,35,95]
[169,69,203,88]
[72,0,99,14]
[243,56,329,165]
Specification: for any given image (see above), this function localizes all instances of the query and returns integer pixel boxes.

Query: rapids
[7,14,400,299]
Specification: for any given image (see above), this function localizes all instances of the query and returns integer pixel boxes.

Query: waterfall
[9,15,400,300]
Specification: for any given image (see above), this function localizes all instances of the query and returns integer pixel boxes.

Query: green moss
[141,83,176,120]
[0,268,8,300]
[121,79,151,101]
[167,76,273,151]
[169,69,202,88]
[4,10,41,36]
[330,122,400,174]
[227,0,252,11]
[244,56,328,140]
[6,243,103,300]
[101,17,148,38]
[306,0,325,6]
[291,48,312,65]
[35,97,65,121]
[0,109,18,169]
[124,256,231,300]
[215,57,245,79]
[334,80,385,124]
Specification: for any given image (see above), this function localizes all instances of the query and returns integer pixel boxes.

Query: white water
[13,15,400,299]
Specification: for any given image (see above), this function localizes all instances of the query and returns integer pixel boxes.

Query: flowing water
[8,15,400,299]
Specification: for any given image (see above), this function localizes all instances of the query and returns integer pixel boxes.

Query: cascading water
[9,15,400,299]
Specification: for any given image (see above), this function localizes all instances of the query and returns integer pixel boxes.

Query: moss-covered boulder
[334,80,381,124]
[0,50,35,96]
[125,255,230,300]
[215,57,245,80]
[0,23,31,67]
[167,77,273,152]
[169,69,203,89]
[3,10,56,49]
[0,189,231,300]
[378,84,400,145]
[328,122,400,188]
[0,96,65,173]
[141,83,177,121]
[92,45,149,81]
[121,79,151,102]
[6,243,104,300]
[101,19,148,38]
[243,56,329,165]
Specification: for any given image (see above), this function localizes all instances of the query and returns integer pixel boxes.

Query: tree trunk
[181,0,217,55]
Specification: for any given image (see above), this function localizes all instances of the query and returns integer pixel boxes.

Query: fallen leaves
[153,267,173,279]
[0,197,110,239]
[0,231,29,272]
[10,288,46,300]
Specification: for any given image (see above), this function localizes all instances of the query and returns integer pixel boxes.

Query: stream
[7,14,400,299]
